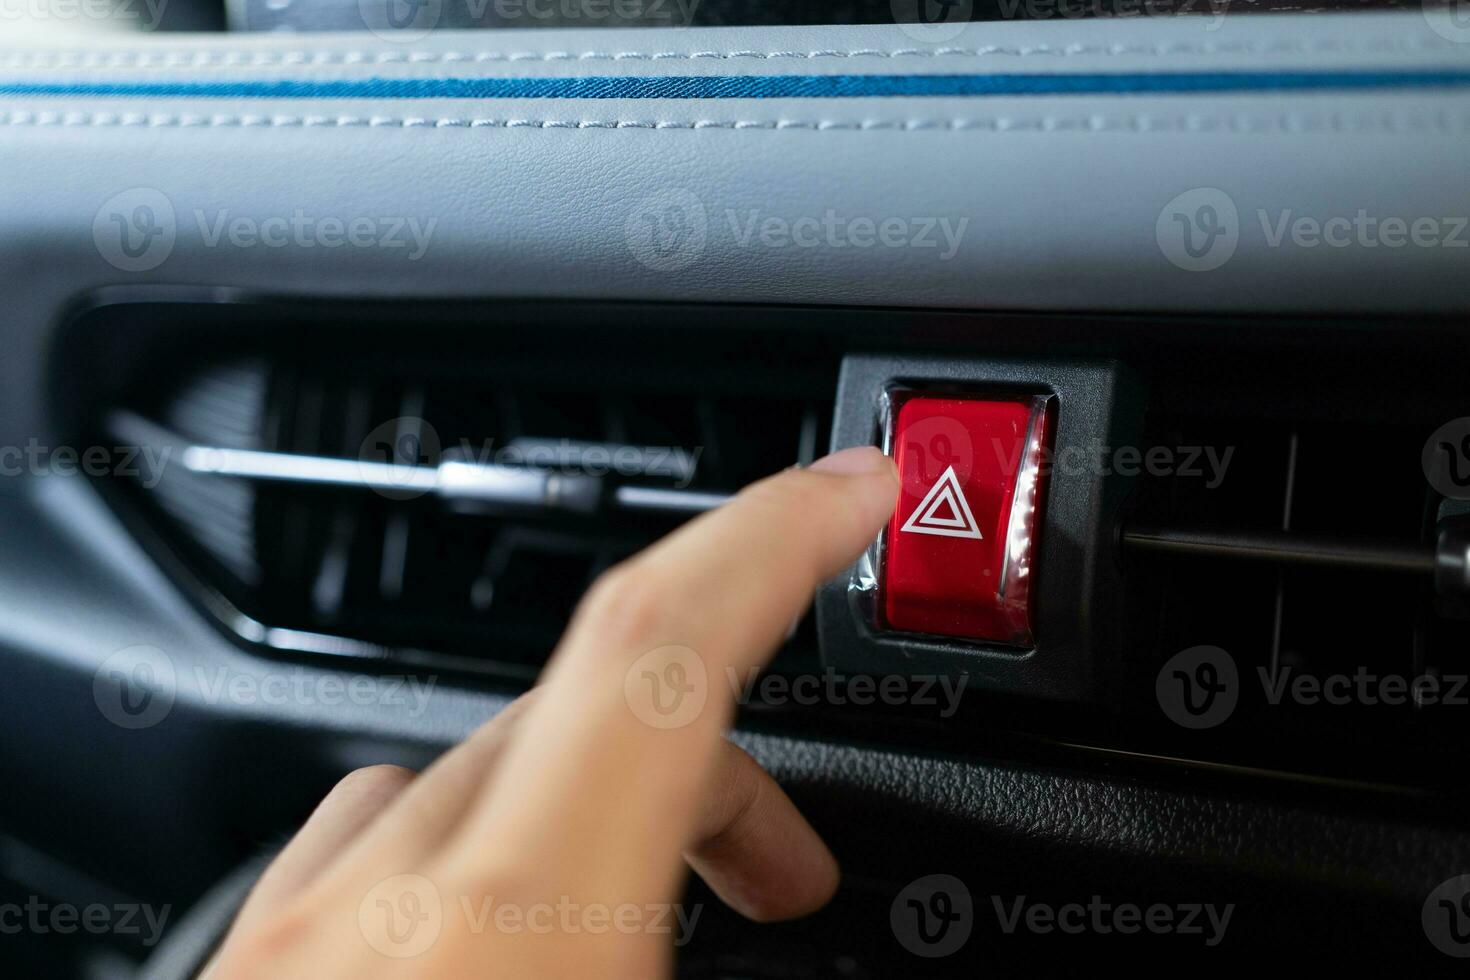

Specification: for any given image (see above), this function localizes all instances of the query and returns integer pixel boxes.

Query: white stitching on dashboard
[0,36,1460,69]
[0,108,1464,133]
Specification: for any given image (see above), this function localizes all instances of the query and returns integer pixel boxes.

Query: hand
[206,446,898,979]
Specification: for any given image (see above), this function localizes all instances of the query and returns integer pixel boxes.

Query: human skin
[205,445,899,979]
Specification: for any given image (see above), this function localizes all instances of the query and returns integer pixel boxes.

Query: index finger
[439,447,896,910]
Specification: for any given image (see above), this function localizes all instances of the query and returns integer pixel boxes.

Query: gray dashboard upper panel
[0,13,1467,342]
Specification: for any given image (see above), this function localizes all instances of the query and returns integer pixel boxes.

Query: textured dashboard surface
[741,731,1470,902]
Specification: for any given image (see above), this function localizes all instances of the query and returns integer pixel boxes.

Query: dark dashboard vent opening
[101,336,835,682]
[63,300,1470,791]
[1120,383,1470,784]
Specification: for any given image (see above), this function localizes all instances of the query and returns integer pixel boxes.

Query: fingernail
[808,445,892,477]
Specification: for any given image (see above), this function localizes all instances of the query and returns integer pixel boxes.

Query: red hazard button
[881,392,1052,646]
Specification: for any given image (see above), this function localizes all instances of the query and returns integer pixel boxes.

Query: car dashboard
[2,5,1470,975]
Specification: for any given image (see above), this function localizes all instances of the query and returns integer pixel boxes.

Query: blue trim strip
[1,70,1470,99]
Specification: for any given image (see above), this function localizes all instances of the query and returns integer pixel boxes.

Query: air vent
[102,338,834,680]
[69,298,1470,791]
[1119,385,1470,783]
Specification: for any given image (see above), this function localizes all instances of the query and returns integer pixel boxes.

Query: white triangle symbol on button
[900,465,983,540]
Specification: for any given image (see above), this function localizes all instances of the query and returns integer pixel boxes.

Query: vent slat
[113,352,832,678]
